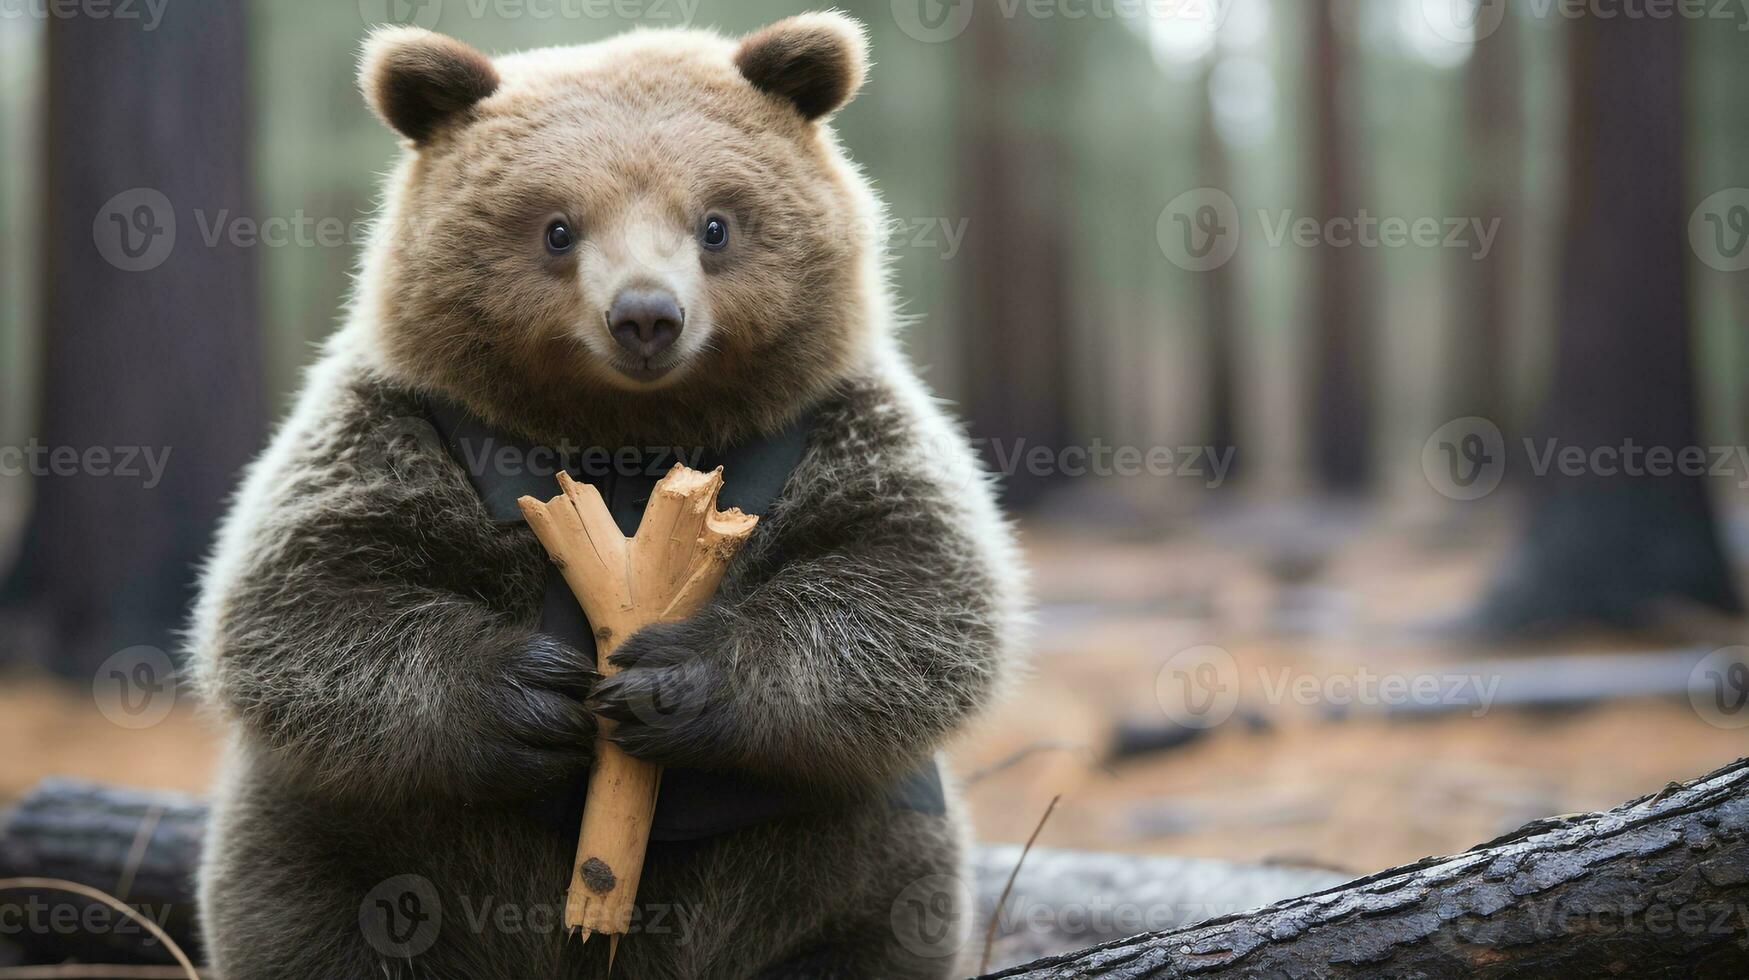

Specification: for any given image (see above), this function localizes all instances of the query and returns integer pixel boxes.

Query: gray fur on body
[190,341,1021,979]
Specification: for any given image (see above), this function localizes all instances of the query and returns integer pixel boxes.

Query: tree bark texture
[981,757,1749,978]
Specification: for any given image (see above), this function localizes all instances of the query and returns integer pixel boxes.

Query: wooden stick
[518,465,758,948]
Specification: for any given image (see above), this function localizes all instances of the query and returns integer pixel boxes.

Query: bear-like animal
[190,13,1023,979]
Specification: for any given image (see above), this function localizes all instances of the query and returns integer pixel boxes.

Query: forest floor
[1,499,1745,876]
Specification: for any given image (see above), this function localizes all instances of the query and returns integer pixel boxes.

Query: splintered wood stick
[518,464,758,951]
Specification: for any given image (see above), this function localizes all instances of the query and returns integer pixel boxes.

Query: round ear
[359,27,499,144]
[735,12,869,122]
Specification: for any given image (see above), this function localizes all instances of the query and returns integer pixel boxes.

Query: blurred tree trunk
[1307,0,1374,492]
[0,1,262,675]
[1446,8,1517,426]
[1741,288,1749,450]
[1197,65,1239,478]
[958,4,1073,506]
[1475,11,1740,632]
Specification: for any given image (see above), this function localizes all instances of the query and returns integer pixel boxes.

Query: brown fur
[361,28,501,144]
[194,15,1024,979]
[736,12,868,120]
[359,21,880,450]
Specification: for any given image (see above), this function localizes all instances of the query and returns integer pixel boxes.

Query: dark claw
[606,700,730,769]
[587,671,649,724]
[606,645,651,671]
[607,618,713,673]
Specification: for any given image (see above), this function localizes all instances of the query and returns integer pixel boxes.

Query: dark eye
[701,215,730,251]
[545,219,575,254]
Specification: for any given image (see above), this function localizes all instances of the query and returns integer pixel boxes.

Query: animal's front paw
[590,619,736,769]
[472,633,601,798]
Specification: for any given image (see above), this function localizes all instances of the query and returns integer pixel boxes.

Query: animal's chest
[424,399,847,839]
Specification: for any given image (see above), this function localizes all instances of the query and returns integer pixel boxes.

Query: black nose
[607,288,683,359]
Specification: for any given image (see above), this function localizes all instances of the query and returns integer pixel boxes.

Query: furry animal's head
[353,14,888,447]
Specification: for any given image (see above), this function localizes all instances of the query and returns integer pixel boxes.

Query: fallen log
[969,845,1345,972]
[0,781,205,969]
[0,780,1341,973]
[982,757,1749,978]
[5,760,1747,977]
